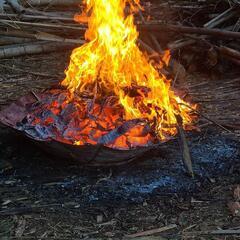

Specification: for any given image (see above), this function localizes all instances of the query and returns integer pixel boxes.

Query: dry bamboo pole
[204,7,239,29]
[2,19,240,40]
[0,41,74,58]
[0,13,74,21]
[139,23,240,39]
[21,0,81,6]
[0,19,86,30]
[0,36,32,45]
[0,30,85,44]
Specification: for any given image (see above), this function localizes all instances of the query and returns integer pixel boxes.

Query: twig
[31,90,40,101]
[175,114,194,178]
[179,103,232,133]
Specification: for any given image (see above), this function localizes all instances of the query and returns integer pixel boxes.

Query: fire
[60,0,195,145]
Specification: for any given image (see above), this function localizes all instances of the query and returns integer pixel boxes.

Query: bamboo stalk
[20,0,81,6]
[0,36,32,45]
[2,19,240,40]
[204,7,239,29]
[0,13,74,21]
[139,23,240,39]
[0,41,74,58]
[0,19,86,30]
[0,30,85,44]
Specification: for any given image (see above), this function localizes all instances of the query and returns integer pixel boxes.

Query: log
[0,41,74,58]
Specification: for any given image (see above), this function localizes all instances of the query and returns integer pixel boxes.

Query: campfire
[0,0,197,157]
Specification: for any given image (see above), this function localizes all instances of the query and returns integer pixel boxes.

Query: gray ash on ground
[0,126,239,206]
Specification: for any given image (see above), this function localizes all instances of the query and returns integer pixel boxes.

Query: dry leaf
[15,218,26,237]
[228,201,240,216]
[233,185,240,201]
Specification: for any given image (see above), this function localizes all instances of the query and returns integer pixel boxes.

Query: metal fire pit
[0,92,161,166]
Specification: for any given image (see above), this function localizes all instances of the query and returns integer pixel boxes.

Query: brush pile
[0,0,239,61]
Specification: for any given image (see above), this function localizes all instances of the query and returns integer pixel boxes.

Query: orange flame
[62,0,195,141]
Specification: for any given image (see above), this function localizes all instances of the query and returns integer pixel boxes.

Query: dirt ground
[1,0,240,236]
[0,47,240,240]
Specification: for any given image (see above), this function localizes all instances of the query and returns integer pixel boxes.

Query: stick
[126,224,177,238]
[179,103,232,133]
[175,114,194,178]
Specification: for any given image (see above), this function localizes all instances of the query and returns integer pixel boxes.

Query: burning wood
[0,0,197,156]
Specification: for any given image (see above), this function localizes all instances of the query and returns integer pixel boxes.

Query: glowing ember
[20,0,197,150]
[62,0,195,141]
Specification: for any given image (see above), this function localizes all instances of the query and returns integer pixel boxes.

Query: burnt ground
[0,52,240,239]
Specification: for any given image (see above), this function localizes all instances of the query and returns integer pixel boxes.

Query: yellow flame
[62,0,195,140]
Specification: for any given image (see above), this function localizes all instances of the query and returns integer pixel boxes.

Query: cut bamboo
[0,30,85,44]
[0,41,74,58]
[21,0,81,6]
[0,36,32,45]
